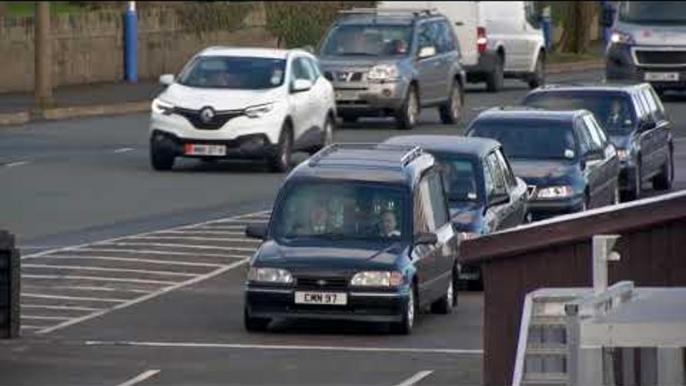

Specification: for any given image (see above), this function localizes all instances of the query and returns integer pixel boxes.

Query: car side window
[587,115,608,145]
[417,21,439,51]
[582,115,604,151]
[436,20,456,54]
[486,153,507,196]
[495,149,517,190]
[647,87,667,121]
[631,93,646,120]
[305,58,321,80]
[292,58,314,82]
[642,88,658,119]
[427,171,449,228]
[414,177,436,235]
[483,162,495,199]
[576,118,594,156]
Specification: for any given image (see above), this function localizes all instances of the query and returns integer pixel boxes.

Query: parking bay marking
[395,371,434,386]
[17,210,266,335]
[23,264,200,278]
[84,341,484,355]
[35,258,249,335]
[128,236,261,243]
[115,369,161,386]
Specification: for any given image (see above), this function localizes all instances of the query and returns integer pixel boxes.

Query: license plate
[336,90,360,101]
[644,72,680,82]
[295,292,347,306]
[184,144,226,156]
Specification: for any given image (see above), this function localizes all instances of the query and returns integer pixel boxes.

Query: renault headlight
[350,271,404,287]
[536,186,574,199]
[367,65,401,81]
[248,267,293,284]
[152,98,174,115]
[610,30,634,45]
[245,103,275,119]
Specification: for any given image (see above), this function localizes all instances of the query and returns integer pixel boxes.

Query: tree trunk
[556,1,596,54]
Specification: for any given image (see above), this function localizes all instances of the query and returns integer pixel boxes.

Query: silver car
[605,1,686,93]
[318,8,466,130]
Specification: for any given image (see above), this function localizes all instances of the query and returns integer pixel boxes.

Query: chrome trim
[246,288,293,294]
[631,46,686,68]
[349,292,404,298]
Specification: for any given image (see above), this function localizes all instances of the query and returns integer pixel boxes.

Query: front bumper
[528,194,586,221]
[606,44,686,90]
[245,286,408,323]
[151,130,277,159]
[329,80,409,117]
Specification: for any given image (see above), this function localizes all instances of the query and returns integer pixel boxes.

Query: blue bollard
[124,2,138,83]
[541,7,553,50]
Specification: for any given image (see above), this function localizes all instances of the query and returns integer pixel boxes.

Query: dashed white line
[115,369,161,386]
[84,341,484,355]
[22,304,104,312]
[100,242,256,252]
[23,275,177,285]
[22,293,130,303]
[37,255,224,268]
[395,371,434,386]
[114,148,135,154]
[36,258,250,335]
[23,264,199,278]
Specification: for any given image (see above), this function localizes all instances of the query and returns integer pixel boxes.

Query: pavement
[0,60,605,127]
[0,68,684,386]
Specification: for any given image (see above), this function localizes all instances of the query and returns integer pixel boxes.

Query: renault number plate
[644,72,679,82]
[295,292,347,305]
[184,144,226,156]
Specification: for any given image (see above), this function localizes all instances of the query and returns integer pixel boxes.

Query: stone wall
[0,4,276,93]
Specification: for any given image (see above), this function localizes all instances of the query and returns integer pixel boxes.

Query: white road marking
[74,248,247,259]
[36,255,223,268]
[186,225,248,231]
[213,219,269,224]
[23,285,154,294]
[115,369,161,386]
[675,137,686,143]
[153,230,246,236]
[36,258,249,334]
[84,341,484,355]
[23,264,198,278]
[129,236,260,243]
[23,293,129,303]
[5,161,29,168]
[23,275,177,285]
[100,242,257,252]
[395,371,434,386]
[22,315,72,321]
[22,304,104,312]
[20,325,44,330]
[114,148,135,154]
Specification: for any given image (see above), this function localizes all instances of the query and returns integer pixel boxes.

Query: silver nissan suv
[318,8,466,130]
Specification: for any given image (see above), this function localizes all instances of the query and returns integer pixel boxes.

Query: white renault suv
[149,47,336,172]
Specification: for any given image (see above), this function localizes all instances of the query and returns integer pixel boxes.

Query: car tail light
[477,27,488,53]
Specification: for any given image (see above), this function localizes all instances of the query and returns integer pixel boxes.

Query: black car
[383,135,530,288]
[524,83,674,201]
[244,144,459,334]
[467,108,620,221]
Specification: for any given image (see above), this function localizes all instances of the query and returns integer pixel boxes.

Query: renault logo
[199,107,215,124]
[317,279,327,286]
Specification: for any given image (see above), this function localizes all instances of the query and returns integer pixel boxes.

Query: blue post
[124,1,138,83]
[541,6,553,50]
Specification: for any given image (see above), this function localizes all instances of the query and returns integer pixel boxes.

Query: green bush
[265,1,377,49]
[176,2,257,37]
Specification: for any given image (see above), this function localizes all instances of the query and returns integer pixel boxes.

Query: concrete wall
[0,4,276,93]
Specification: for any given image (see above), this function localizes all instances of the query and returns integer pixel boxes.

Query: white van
[378,1,546,92]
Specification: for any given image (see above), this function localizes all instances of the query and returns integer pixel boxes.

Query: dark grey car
[524,83,674,201]
[318,8,466,130]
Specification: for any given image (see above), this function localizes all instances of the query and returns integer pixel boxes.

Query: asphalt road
[1,69,686,386]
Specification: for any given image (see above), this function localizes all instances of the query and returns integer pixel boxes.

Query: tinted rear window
[468,119,578,161]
